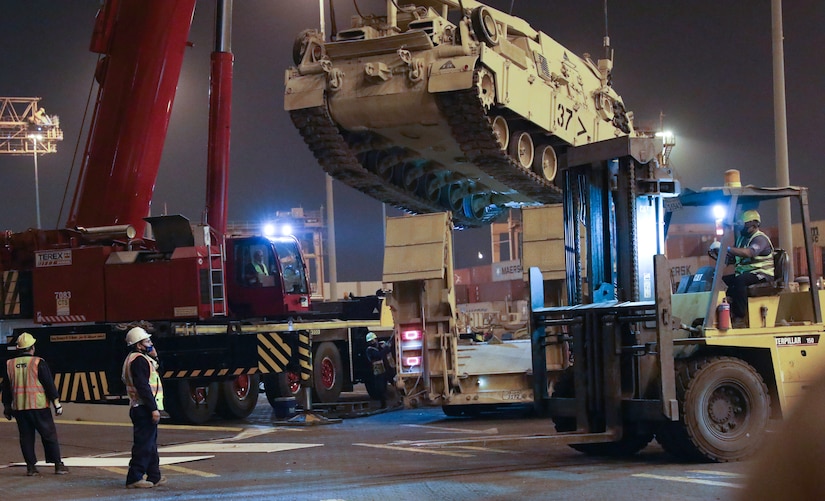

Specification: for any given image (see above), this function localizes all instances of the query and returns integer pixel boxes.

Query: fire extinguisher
[717,298,731,330]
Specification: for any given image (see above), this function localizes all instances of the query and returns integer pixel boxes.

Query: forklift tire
[164,380,219,425]
[215,374,260,419]
[658,356,770,462]
[312,342,344,403]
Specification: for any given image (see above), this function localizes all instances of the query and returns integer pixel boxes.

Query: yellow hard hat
[16,332,36,350]
[740,210,761,224]
[366,332,377,342]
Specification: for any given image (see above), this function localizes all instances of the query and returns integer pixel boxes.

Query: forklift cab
[668,184,821,330]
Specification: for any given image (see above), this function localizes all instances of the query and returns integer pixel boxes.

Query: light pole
[28,133,43,229]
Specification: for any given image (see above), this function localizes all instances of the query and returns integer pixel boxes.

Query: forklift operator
[709,210,774,326]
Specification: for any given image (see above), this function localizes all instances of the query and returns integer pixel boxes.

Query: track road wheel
[657,356,770,462]
[509,131,534,170]
[216,374,260,419]
[491,115,509,151]
[533,144,558,182]
[164,380,219,425]
[313,342,344,403]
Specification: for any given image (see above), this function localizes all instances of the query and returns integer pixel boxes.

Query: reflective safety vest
[121,352,164,410]
[735,230,774,277]
[6,356,48,411]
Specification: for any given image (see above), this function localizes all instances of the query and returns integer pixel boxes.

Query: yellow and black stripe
[258,332,293,374]
[297,331,311,381]
[2,270,21,316]
[161,367,260,379]
[54,371,110,402]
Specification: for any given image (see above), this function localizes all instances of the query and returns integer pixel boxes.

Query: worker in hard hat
[365,331,396,409]
[122,326,166,489]
[1,332,69,476]
[709,209,774,327]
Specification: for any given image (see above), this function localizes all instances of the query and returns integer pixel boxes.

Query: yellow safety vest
[734,230,774,277]
[121,351,165,411]
[6,356,48,411]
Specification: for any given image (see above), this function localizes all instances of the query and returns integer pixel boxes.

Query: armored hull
[285,0,633,227]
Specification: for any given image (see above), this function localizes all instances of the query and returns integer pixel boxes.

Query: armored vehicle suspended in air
[285,0,648,227]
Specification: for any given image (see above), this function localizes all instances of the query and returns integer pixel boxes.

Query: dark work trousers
[126,406,161,485]
[723,272,764,320]
[15,408,62,466]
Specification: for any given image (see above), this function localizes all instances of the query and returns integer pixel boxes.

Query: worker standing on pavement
[365,332,396,408]
[122,327,166,489]
[1,332,69,477]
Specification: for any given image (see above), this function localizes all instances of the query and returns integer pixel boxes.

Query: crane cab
[225,236,311,318]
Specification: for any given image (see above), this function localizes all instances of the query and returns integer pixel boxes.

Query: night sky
[1,1,822,281]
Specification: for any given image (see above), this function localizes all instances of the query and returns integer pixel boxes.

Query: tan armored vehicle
[285,0,635,227]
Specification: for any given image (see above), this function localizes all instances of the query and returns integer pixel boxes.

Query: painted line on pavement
[633,473,743,488]
[688,470,745,478]
[159,443,322,454]
[402,424,499,434]
[21,456,215,468]
[354,443,474,458]
[47,419,244,432]
[164,464,220,478]
[451,445,519,454]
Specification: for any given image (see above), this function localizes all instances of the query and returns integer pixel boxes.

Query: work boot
[55,462,69,475]
[26,465,41,477]
[125,479,154,489]
[152,476,168,487]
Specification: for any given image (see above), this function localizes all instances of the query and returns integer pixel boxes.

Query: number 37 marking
[557,104,587,136]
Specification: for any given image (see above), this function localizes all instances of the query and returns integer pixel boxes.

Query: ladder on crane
[208,241,227,317]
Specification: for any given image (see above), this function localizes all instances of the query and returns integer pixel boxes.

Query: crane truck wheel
[163,380,219,425]
[658,356,770,462]
[263,371,307,409]
[312,342,344,403]
[215,374,261,419]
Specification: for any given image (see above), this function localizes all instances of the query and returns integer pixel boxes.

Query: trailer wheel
[216,374,260,419]
[313,342,343,403]
[659,356,770,462]
[164,380,219,425]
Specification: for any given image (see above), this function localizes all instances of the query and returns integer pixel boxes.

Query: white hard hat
[366,332,377,343]
[125,327,151,346]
